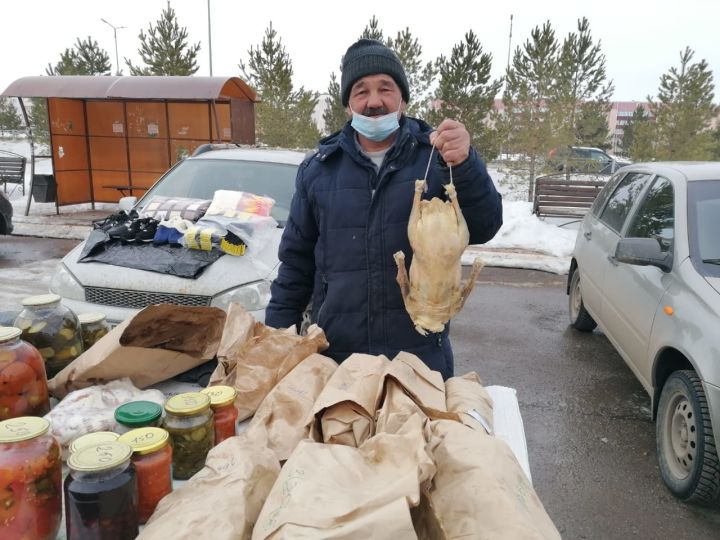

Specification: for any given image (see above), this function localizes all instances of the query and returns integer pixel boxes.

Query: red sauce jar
[201,385,238,445]
[0,416,62,540]
[118,427,173,524]
[0,327,51,420]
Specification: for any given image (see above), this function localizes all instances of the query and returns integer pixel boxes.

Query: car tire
[656,370,720,505]
[568,269,597,331]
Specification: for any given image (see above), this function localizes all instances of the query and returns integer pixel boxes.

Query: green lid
[115,401,162,427]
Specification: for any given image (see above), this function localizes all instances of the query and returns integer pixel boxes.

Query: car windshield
[688,179,720,277]
[137,157,298,225]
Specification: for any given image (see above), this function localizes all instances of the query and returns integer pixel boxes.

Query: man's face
[346,74,405,117]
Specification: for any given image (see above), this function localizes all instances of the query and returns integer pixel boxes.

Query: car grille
[85,287,212,309]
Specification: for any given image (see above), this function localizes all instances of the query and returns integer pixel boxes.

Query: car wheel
[568,269,597,331]
[657,370,720,504]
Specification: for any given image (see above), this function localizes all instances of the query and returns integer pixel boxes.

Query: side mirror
[118,196,137,212]
[615,237,673,272]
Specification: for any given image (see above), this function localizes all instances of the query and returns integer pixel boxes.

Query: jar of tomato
[0,326,51,421]
[0,416,62,540]
[163,392,214,480]
[118,427,173,523]
[14,294,84,379]
[65,441,138,540]
[201,385,238,445]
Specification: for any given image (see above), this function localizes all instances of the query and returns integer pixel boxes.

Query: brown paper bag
[379,352,451,416]
[416,420,561,540]
[445,371,494,434]
[209,303,329,421]
[48,305,226,399]
[138,436,280,540]
[244,353,338,461]
[376,379,429,435]
[252,414,434,540]
[309,353,389,447]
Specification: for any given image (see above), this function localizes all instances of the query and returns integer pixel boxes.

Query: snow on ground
[2,138,579,274]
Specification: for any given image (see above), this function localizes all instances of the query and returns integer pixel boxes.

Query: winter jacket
[265,117,503,379]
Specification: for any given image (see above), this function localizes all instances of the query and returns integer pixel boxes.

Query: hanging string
[423,142,454,188]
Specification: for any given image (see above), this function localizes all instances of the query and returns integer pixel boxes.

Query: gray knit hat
[340,39,410,106]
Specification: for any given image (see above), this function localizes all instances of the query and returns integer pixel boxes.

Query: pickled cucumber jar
[163,392,214,480]
[0,417,62,540]
[201,385,238,445]
[0,327,51,420]
[14,294,84,379]
[77,313,110,350]
[65,441,139,540]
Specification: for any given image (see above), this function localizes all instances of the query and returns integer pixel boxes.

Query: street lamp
[101,18,126,76]
[207,0,213,76]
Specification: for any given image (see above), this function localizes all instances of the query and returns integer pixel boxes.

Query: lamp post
[207,0,213,76]
[101,18,126,76]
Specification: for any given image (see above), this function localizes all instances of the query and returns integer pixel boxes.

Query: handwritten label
[112,122,124,134]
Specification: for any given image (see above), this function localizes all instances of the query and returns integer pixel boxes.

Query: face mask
[350,108,401,142]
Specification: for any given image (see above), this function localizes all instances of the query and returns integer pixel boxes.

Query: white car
[568,162,720,504]
[50,146,305,324]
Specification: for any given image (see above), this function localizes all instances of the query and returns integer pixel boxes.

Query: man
[266,38,502,379]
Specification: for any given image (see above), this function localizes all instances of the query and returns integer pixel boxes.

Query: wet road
[2,237,719,538]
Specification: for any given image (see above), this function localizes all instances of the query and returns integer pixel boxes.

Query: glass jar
[65,441,138,540]
[118,427,173,524]
[0,327,51,420]
[14,294,84,379]
[163,392,214,480]
[0,416,62,540]
[114,400,163,434]
[201,385,238,445]
[69,431,120,455]
[77,313,110,350]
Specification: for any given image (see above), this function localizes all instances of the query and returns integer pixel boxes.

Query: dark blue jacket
[266,117,503,379]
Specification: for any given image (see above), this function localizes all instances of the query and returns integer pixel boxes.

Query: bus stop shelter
[1,76,258,214]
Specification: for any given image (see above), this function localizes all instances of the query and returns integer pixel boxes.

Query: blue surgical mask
[350,108,401,142]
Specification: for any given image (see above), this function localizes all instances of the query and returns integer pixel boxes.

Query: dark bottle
[64,441,139,540]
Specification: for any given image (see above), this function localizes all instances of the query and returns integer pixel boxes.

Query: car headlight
[211,280,271,312]
[49,264,84,301]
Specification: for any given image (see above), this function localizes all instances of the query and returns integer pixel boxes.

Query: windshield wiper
[702,258,720,265]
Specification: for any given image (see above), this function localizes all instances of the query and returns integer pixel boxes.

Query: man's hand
[429,119,470,166]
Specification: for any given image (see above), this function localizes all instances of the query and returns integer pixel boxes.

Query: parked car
[568,162,720,504]
[49,146,305,325]
[548,146,631,175]
[0,189,13,234]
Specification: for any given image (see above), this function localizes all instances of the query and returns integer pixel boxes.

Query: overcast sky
[2,0,719,103]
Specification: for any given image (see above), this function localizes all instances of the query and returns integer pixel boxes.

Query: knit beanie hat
[340,39,410,106]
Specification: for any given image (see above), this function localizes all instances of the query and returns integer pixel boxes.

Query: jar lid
[201,385,237,408]
[78,312,106,324]
[118,427,170,455]
[67,441,133,472]
[0,326,22,343]
[164,392,211,416]
[115,401,163,426]
[0,417,50,443]
[21,293,62,307]
[69,431,120,454]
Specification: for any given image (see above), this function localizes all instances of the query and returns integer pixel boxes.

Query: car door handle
[584,231,592,240]
[607,254,618,266]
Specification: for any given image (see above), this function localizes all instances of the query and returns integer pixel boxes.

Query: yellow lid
[0,326,22,343]
[0,417,50,443]
[164,392,211,416]
[21,294,62,307]
[67,441,133,472]
[201,385,237,408]
[70,431,120,454]
[118,427,170,455]
[78,313,106,325]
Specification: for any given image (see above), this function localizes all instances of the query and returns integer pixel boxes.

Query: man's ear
[345,106,353,119]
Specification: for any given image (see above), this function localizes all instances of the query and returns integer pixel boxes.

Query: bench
[533,175,606,219]
[0,151,26,195]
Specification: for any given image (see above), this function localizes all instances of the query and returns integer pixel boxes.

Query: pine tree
[239,23,320,149]
[46,37,112,76]
[387,28,436,118]
[575,101,610,148]
[427,30,503,161]
[29,98,50,147]
[322,72,347,135]
[360,16,385,41]
[649,47,718,160]
[622,106,650,158]
[126,2,200,76]
[0,98,23,136]
[554,18,613,147]
[501,22,561,200]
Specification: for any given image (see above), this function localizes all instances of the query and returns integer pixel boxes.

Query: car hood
[62,229,283,296]
[705,276,720,297]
